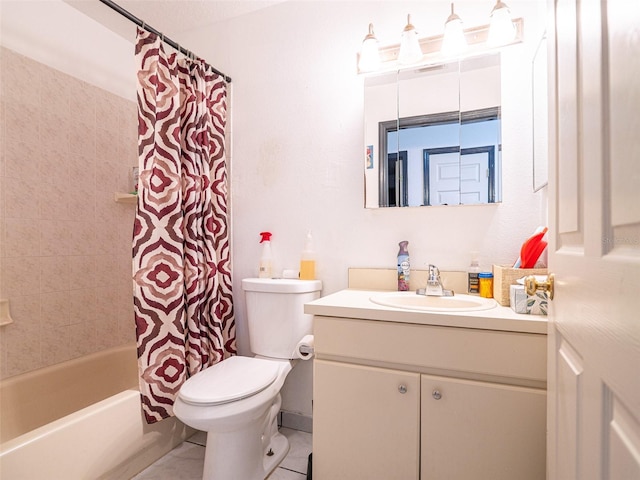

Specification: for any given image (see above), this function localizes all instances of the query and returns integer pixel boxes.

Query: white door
[429,151,461,205]
[547,1,640,479]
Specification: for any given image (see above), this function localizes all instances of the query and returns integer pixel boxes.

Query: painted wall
[0,0,548,417]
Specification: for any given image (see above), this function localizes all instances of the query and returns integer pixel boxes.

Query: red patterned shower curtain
[132,28,235,423]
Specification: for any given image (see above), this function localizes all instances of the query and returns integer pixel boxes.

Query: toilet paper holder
[299,344,314,355]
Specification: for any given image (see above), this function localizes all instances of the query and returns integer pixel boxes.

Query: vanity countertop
[305,289,547,335]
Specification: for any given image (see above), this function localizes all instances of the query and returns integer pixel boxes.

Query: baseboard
[279,411,312,433]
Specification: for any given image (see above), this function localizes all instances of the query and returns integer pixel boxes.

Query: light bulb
[358,23,381,72]
[441,3,467,56]
[398,14,423,65]
[488,0,516,47]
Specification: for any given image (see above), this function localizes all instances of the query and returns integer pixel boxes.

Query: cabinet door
[421,374,546,480]
[313,360,420,480]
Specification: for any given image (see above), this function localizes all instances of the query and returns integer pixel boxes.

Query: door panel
[548,0,640,479]
[606,388,640,479]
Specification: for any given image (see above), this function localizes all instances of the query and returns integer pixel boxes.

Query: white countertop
[305,289,548,335]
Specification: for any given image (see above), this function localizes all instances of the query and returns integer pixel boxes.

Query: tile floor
[132,428,312,480]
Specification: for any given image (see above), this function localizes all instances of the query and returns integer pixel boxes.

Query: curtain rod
[98,0,232,83]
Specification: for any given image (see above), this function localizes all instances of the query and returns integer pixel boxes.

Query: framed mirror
[363,53,502,208]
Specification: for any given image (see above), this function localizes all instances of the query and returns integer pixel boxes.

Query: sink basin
[369,292,497,312]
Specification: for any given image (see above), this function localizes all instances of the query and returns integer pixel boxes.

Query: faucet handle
[428,264,440,279]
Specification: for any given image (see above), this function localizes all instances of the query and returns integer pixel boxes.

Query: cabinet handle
[398,385,407,394]
[432,389,442,400]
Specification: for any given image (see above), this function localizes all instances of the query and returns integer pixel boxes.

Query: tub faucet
[418,264,454,296]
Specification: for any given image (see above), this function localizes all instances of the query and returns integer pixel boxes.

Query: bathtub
[0,343,192,479]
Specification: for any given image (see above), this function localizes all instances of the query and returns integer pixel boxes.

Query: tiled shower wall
[0,47,138,379]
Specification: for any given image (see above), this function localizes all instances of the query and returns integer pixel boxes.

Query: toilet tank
[242,278,322,359]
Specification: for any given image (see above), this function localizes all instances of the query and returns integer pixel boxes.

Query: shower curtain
[132,28,235,423]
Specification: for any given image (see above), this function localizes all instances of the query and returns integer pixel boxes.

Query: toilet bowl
[174,278,322,480]
[174,356,293,479]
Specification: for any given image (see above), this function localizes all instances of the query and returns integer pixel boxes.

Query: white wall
[0,0,135,100]
[2,0,548,419]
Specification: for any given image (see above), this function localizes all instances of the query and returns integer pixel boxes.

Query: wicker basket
[492,264,548,306]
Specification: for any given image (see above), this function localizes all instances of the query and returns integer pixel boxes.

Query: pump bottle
[258,232,273,278]
[299,231,316,280]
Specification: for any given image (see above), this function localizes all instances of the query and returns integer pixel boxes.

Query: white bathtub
[0,344,192,479]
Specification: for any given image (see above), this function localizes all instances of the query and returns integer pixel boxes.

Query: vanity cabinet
[314,360,420,479]
[421,374,546,479]
[311,314,547,480]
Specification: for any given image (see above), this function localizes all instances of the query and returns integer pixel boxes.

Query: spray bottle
[299,231,316,280]
[258,232,273,278]
[397,241,410,291]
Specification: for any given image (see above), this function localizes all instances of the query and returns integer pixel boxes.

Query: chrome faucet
[417,265,454,297]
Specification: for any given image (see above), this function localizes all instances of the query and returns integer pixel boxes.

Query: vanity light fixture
[487,0,517,46]
[358,23,381,73]
[355,2,523,74]
[398,14,423,65]
[441,3,467,56]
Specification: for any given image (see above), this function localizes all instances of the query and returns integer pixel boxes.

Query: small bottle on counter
[468,256,481,294]
[478,272,494,298]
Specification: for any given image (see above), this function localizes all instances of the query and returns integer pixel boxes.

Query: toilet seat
[179,356,281,406]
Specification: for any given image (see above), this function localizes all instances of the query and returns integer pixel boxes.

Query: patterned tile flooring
[132,428,312,480]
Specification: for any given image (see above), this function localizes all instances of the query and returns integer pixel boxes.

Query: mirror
[532,33,548,192]
[364,53,502,208]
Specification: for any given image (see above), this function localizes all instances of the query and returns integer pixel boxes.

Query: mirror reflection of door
[382,107,500,207]
[423,145,495,206]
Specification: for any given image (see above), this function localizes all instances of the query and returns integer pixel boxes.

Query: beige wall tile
[40,69,71,115]
[3,138,41,181]
[40,220,70,256]
[68,288,96,326]
[0,47,138,379]
[68,255,97,290]
[40,256,70,293]
[8,294,42,328]
[4,219,40,256]
[3,322,42,377]
[41,291,70,328]
[39,182,69,221]
[5,176,40,219]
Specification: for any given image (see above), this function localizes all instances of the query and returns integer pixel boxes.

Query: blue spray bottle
[397,241,410,291]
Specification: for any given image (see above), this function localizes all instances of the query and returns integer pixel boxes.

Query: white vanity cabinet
[421,374,546,479]
[314,360,420,479]
[310,309,547,480]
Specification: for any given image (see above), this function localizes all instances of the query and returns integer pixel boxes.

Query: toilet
[173,277,322,480]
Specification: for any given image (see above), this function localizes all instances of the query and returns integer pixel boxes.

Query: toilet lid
[179,356,280,406]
